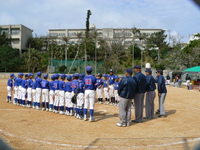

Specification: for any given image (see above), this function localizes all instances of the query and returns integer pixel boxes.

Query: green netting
[51,59,105,74]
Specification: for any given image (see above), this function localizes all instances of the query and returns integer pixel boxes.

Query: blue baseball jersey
[14,78,19,86]
[71,79,78,92]
[77,80,84,94]
[96,78,103,87]
[21,79,28,89]
[36,77,42,88]
[49,81,55,91]
[114,81,120,90]
[32,81,37,89]
[27,79,33,88]
[59,80,65,91]
[53,80,60,90]
[103,79,109,88]
[7,78,13,87]
[83,74,97,90]
[18,78,23,86]
[65,81,72,92]
[41,80,49,89]
[108,75,115,85]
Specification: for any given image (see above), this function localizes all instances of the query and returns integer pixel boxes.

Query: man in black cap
[144,68,156,119]
[117,68,136,127]
[132,65,147,123]
[155,70,167,117]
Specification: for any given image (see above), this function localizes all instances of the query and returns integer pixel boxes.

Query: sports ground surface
[0,79,200,150]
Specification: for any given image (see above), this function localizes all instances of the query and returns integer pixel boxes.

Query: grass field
[0,79,200,150]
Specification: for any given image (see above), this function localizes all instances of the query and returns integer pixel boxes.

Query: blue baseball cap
[79,73,85,80]
[18,73,24,76]
[37,72,42,76]
[67,75,72,81]
[54,74,60,78]
[51,75,55,80]
[44,74,48,78]
[28,73,33,76]
[74,73,79,77]
[10,74,14,77]
[60,74,66,79]
[115,76,119,79]
[86,66,92,72]
[125,68,133,74]
[103,74,108,77]
[133,65,141,69]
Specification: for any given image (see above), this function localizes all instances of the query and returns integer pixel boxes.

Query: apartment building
[0,24,33,54]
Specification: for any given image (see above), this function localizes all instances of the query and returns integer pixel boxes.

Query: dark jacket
[118,76,136,99]
[157,75,167,93]
[146,74,156,92]
[133,72,147,93]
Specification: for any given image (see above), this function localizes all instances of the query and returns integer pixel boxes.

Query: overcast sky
[0,0,199,42]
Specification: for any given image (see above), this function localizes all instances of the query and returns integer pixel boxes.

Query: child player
[6,74,14,103]
[49,75,55,112]
[103,74,109,104]
[114,76,120,106]
[96,73,103,104]
[41,74,49,111]
[65,75,72,116]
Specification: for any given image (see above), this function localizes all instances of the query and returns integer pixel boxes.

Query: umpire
[117,69,136,127]
[132,65,146,123]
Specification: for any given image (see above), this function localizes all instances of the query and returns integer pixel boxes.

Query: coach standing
[132,65,146,123]
[117,69,136,127]
[155,70,167,117]
[144,69,156,119]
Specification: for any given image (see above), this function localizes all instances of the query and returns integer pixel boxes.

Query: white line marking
[1,129,200,149]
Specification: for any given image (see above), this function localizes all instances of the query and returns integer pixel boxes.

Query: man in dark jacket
[117,69,136,127]
[144,68,156,119]
[155,70,167,117]
[132,65,147,123]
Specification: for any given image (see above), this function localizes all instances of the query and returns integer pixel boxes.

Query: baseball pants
[65,92,73,108]
[18,86,22,102]
[186,80,190,86]
[145,91,156,119]
[27,87,32,103]
[119,97,132,126]
[158,93,167,115]
[114,90,119,102]
[49,90,54,105]
[103,87,109,99]
[32,89,36,105]
[42,89,49,103]
[36,88,42,104]
[96,87,103,98]
[21,87,27,101]
[134,93,145,122]
[59,90,65,107]
[84,90,95,110]
[7,86,12,97]
[54,90,60,107]
[108,85,114,98]
[166,80,170,85]
[77,93,84,107]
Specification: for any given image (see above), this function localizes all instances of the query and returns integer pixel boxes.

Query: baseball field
[0,78,200,150]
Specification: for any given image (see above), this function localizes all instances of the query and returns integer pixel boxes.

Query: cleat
[116,123,126,127]
[46,108,49,111]
[42,108,45,111]
[59,111,64,115]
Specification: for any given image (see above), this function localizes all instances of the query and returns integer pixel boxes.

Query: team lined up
[6,67,120,121]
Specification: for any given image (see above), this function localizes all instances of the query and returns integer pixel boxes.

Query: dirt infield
[0,78,200,150]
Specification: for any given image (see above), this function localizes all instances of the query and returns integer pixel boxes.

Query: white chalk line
[1,129,200,149]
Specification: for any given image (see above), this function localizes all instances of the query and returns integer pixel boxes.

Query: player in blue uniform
[76,73,85,119]
[83,66,97,122]
[103,74,109,104]
[32,77,37,108]
[108,69,115,105]
[114,76,120,106]
[49,75,55,112]
[71,73,79,116]
[96,73,104,104]
[59,74,66,115]
[64,75,72,115]
[18,73,24,106]
[35,72,42,110]
[27,73,34,108]
[21,74,28,107]
[41,74,49,111]
[13,74,20,105]
[53,74,60,113]
[6,74,14,103]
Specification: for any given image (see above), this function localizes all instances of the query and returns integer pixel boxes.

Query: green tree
[0,27,11,46]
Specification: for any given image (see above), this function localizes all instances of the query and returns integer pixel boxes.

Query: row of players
[6,69,120,121]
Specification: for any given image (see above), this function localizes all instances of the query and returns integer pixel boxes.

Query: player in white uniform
[64,75,73,115]
[21,74,28,107]
[41,74,49,111]
[6,74,14,103]
[59,74,66,115]
[32,77,37,109]
[35,72,42,110]
[49,75,55,112]
[27,73,34,108]
[96,73,103,104]
[53,74,60,113]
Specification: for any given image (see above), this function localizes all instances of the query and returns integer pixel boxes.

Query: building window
[1,29,9,35]
[49,33,58,36]
[58,33,66,36]
[12,40,19,44]
[68,32,75,36]
[11,29,20,35]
